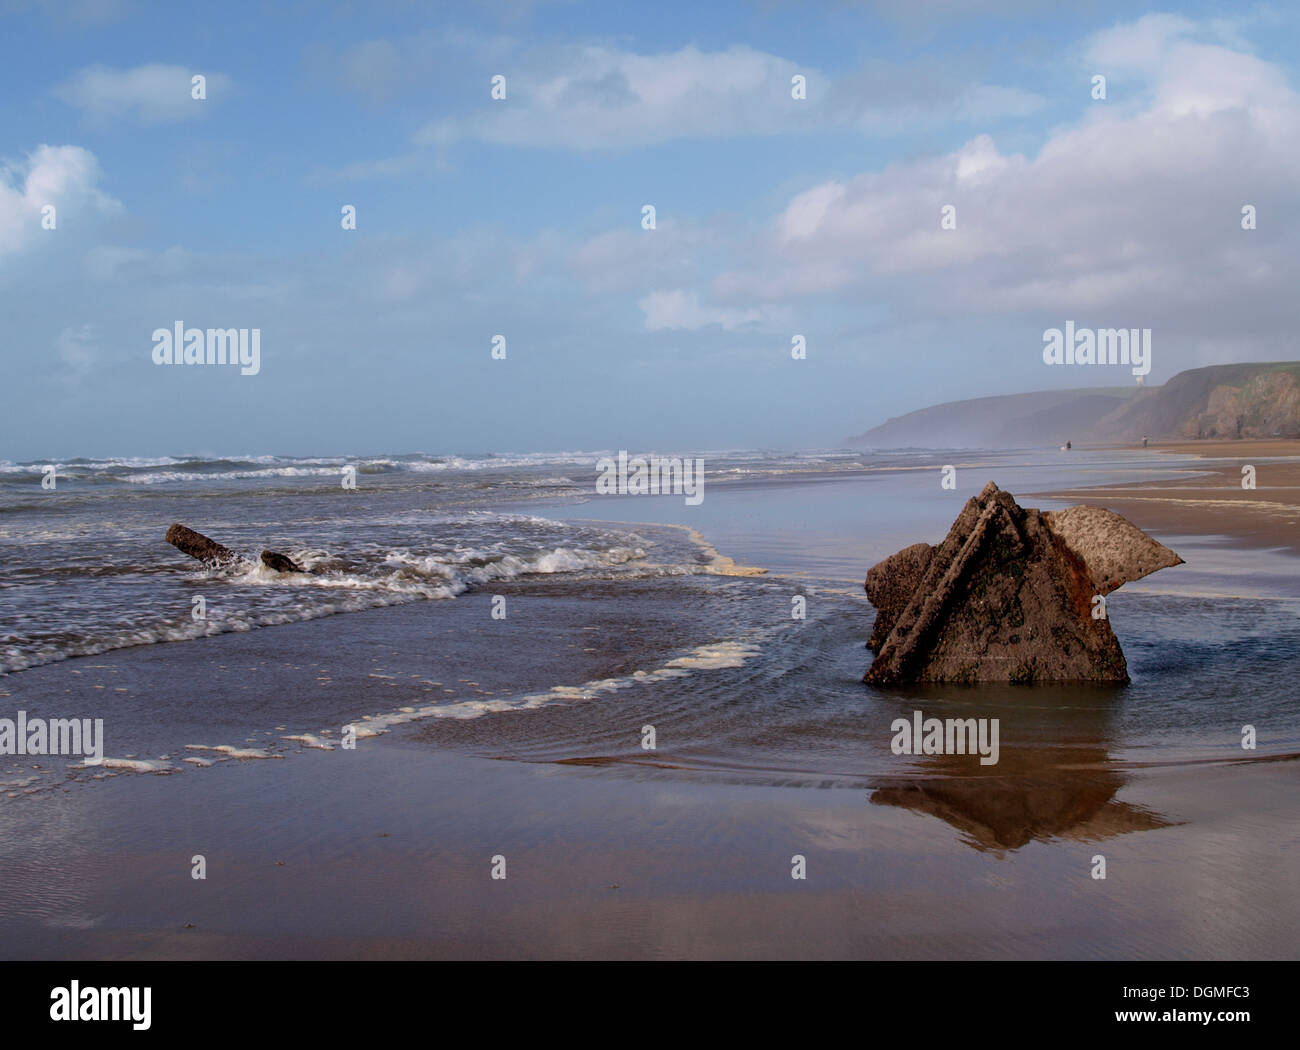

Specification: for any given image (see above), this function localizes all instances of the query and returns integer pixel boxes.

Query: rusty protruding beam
[167,523,309,573]
[166,523,239,567]
[261,550,305,573]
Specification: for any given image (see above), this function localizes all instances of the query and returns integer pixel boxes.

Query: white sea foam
[0,448,872,487]
[19,450,615,484]
[184,743,280,759]
[0,456,188,473]
[283,734,334,750]
[123,466,346,484]
[82,756,173,772]
[336,638,764,739]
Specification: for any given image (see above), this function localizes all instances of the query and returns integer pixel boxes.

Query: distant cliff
[843,362,1300,448]
[1094,362,1300,441]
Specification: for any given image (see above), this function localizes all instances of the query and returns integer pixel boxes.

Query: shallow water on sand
[4,563,1297,863]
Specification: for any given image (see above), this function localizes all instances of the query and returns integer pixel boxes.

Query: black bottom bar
[0,960,1291,1036]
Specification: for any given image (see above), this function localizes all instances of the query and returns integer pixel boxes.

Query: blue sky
[2,0,1299,458]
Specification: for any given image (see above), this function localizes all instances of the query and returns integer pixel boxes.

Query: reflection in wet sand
[867,685,1176,853]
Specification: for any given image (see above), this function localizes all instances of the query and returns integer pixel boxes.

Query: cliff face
[844,362,1300,448]
[1096,363,1300,440]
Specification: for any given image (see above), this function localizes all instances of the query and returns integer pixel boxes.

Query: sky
[2,0,1298,459]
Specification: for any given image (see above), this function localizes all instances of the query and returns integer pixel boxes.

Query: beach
[1040,440,1300,554]
[1,446,1298,959]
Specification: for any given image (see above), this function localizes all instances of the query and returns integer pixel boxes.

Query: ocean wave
[0,451,614,484]
[0,537,652,675]
[0,449,881,488]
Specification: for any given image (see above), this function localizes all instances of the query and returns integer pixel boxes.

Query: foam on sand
[336,638,765,740]
[184,744,282,760]
[81,757,173,773]
[283,733,335,750]
[576,518,768,577]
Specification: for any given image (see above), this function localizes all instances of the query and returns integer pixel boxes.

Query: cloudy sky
[2,0,1298,459]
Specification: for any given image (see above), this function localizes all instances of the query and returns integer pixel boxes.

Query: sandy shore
[4,731,1295,960]
[1037,439,1300,554]
[2,572,1297,959]
[2,454,1298,960]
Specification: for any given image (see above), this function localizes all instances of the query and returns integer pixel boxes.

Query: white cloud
[777,182,847,244]
[386,39,1045,151]
[1083,12,1198,73]
[707,14,1300,346]
[53,64,232,124]
[0,144,121,260]
[638,289,765,331]
[416,43,807,150]
[571,221,716,294]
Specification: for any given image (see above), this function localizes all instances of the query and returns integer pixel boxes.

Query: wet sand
[2,646,1296,959]
[1039,440,1300,553]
